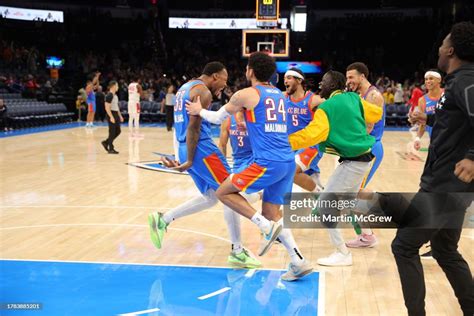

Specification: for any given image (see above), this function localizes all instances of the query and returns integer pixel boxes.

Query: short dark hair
[108,80,118,89]
[346,62,369,78]
[450,21,474,62]
[248,52,276,82]
[202,61,226,76]
[288,67,305,79]
[326,70,347,91]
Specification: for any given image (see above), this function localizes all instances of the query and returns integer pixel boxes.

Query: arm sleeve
[105,93,113,103]
[454,76,474,160]
[199,106,231,124]
[289,109,330,151]
[361,98,383,124]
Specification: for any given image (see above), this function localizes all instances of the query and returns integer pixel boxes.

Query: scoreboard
[256,0,280,22]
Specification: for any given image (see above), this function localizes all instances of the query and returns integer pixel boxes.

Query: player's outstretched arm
[289,108,330,151]
[185,88,259,124]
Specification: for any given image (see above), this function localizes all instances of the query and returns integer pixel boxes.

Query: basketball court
[1,124,472,315]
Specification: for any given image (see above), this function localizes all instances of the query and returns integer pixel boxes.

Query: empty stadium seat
[4,95,74,129]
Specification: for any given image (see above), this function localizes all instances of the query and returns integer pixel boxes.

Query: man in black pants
[392,22,474,316]
[102,81,123,154]
[95,85,106,122]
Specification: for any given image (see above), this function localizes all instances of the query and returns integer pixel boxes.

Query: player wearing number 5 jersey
[186,52,313,281]
[284,67,325,192]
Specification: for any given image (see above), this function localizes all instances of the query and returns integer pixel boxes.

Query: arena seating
[2,93,75,129]
[118,100,165,123]
[385,103,410,126]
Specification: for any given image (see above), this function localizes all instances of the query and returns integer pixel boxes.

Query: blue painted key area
[0,260,320,316]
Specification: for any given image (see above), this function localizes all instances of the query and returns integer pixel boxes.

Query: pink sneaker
[346,233,378,248]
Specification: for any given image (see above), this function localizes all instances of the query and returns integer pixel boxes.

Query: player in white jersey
[128,77,142,136]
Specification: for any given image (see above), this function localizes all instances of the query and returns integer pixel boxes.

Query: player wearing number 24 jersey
[186,52,313,281]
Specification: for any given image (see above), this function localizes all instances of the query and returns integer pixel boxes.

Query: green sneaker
[228,248,262,269]
[148,212,167,249]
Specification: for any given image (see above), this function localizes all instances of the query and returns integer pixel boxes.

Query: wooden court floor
[1,125,473,315]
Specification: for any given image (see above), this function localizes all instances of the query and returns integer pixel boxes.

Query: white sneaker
[317,251,352,266]
[281,259,313,281]
[258,220,283,256]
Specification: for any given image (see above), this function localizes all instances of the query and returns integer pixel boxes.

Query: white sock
[279,229,305,264]
[311,173,324,190]
[223,205,242,254]
[232,244,243,254]
[163,192,218,224]
[337,243,350,255]
[251,212,271,233]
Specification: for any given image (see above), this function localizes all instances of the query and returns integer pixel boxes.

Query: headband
[424,71,441,79]
[284,70,304,80]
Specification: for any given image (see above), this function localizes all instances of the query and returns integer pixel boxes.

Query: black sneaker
[108,149,119,154]
[101,140,109,152]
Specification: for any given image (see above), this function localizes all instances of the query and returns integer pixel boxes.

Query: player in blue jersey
[85,71,100,128]
[148,62,260,269]
[414,70,443,149]
[186,52,313,281]
[345,62,385,248]
[284,68,325,192]
[219,114,254,174]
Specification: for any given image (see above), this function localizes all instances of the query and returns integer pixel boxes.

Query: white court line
[0,223,231,244]
[245,269,257,278]
[118,307,160,316]
[198,287,231,300]
[318,271,326,316]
